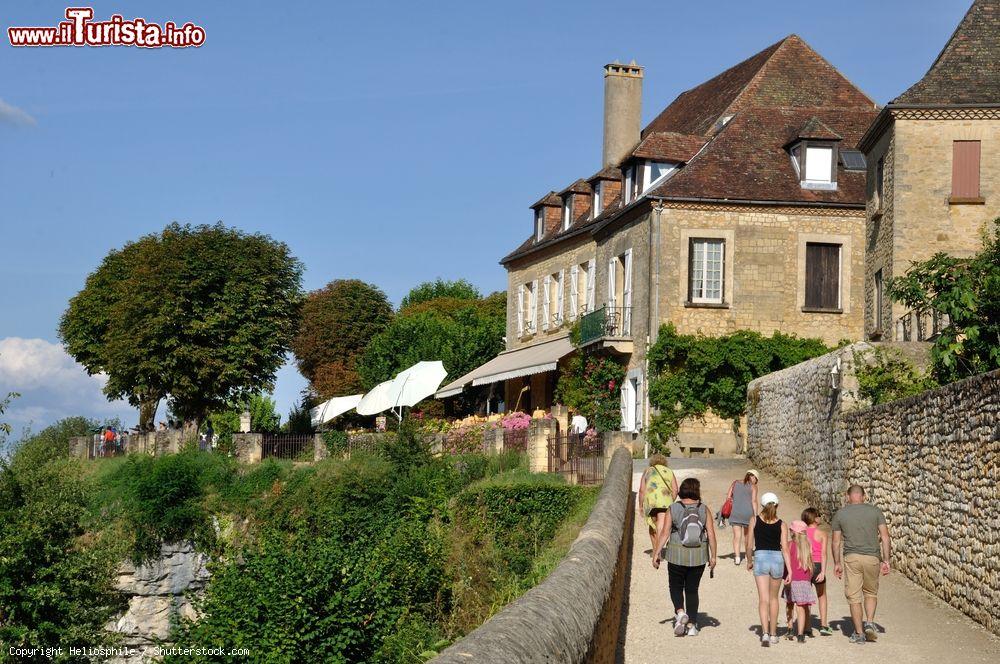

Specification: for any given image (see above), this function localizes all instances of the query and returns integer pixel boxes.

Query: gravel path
[621,458,1000,663]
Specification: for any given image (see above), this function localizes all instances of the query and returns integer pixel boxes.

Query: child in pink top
[803,507,831,635]
[783,520,818,642]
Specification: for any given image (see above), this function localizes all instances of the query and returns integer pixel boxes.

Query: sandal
[819,625,833,636]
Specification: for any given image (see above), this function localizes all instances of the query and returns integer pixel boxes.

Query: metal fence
[547,433,605,485]
[578,306,632,345]
[896,309,949,342]
[262,433,314,460]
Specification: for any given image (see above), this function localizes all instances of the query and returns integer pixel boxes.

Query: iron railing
[896,309,948,342]
[262,433,314,460]
[578,306,631,345]
[547,433,605,485]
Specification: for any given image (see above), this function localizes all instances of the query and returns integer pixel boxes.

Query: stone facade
[862,111,1000,340]
[747,351,999,635]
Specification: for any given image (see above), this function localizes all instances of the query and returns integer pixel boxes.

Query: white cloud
[0,337,134,429]
[0,98,37,127]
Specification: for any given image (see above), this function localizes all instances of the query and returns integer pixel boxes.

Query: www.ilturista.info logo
[8,7,205,48]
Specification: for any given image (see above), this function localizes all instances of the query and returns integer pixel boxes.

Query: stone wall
[432,447,633,664]
[747,351,1000,635]
[107,542,210,663]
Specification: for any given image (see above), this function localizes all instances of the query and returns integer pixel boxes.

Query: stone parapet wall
[837,370,1000,635]
[747,351,999,635]
[432,447,633,664]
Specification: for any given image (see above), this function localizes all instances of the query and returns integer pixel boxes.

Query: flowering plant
[500,411,531,430]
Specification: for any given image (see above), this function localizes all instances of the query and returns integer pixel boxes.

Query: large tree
[357,291,505,392]
[890,217,1000,383]
[290,280,393,398]
[59,222,303,430]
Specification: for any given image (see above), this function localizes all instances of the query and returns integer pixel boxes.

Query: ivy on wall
[555,350,626,432]
[647,324,832,448]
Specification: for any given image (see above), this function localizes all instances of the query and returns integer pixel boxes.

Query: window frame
[534,209,544,242]
[592,181,602,219]
[873,269,884,334]
[687,237,726,305]
[803,242,843,312]
[792,140,839,190]
[562,195,573,231]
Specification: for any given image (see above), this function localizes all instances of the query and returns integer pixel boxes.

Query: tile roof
[587,166,622,182]
[529,191,562,209]
[630,131,708,162]
[559,179,593,196]
[892,0,1000,106]
[790,116,843,143]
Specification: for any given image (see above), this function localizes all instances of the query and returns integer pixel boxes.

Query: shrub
[555,353,626,431]
[854,347,939,405]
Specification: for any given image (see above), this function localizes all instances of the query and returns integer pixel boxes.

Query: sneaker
[674,612,688,636]
[769,635,780,646]
[864,622,878,642]
[687,624,699,637]
[734,555,742,565]
[849,632,866,645]
[761,633,770,647]
[819,625,833,636]
[804,629,815,638]
[784,628,795,641]
[796,635,806,644]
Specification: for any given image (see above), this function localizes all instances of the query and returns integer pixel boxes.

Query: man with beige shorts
[832,485,892,645]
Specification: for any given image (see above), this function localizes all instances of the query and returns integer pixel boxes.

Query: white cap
[760,491,779,507]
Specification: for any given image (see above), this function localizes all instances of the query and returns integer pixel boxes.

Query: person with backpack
[746,492,791,647]
[724,469,759,566]
[652,478,718,637]
[636,453,678,556]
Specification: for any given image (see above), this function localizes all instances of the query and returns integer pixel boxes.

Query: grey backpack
[678,502,707,548]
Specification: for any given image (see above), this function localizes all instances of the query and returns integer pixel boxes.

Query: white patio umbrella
[356,379,398,416]
[385,361,447,414]
[310,394,363,428]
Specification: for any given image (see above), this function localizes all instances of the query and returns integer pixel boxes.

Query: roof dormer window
[534,209,544,242]
[592,181,602,219]
[790,141,838,190]
[562,195,573,231]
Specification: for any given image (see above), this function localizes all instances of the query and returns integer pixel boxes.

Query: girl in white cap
[747,491,791,647]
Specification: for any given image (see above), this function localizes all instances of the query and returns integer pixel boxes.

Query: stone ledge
[431,447,632,664]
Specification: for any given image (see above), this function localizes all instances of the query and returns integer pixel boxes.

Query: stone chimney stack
[602,61,643,168]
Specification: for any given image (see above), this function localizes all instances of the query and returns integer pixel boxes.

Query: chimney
[602,61,643,168]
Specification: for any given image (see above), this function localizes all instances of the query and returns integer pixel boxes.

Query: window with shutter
[569,265,579,320]
[586,258,596,311]
[607,258,617,309]
[874,269,884,333]
[557,269,564,325]
[529,280,538,333]
[804,243,841,310]
[951,141,982,202]
[622,249,633,334]
[542,276,551,331]
[517,284,524,336]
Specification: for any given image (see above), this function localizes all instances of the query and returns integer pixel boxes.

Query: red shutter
[952,141,981,199]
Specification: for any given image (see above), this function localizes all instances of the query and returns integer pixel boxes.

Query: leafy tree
[291,280,393,399]
[207,393,281,451]
[0,390,17,451]
[356,295,504,391]
[283,391,316,433]
[399,278,481,311]
[647,325,830,447]
[8,416,94,471]
[889,218,1000,383]
[60,222,302,430]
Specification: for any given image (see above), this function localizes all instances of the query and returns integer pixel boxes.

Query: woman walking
[636,453,678,555]
[747,492,791,647]
[652,478,718,636]
[726,469,759,565]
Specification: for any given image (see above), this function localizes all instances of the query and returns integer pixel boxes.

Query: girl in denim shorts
[746,492,791,647]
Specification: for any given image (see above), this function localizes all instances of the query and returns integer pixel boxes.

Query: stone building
[438,36,879,453]
[858,0,1000,342]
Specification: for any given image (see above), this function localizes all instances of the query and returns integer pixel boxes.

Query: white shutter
[620,381,629,431]
[569,265,579,320]
[587,258,596,311]
[623,249,633,334]
[517,284,524,336]
[557,269,564,325]
[542,275,551,331]
[530,279,538,333]
[608,258,616,309]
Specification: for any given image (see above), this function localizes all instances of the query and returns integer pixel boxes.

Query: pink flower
[608,380,616,389]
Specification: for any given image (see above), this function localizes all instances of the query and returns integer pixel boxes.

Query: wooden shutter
[557,269,564,324]
[542,275,551,331]
[569,265,579,320]
[530,279,538,332]
[687,238,696,301]
[623,249,633,334]
[805,243,841,310]
[517,284,524,336]
[586,258,596,310]
[952,141,981,199]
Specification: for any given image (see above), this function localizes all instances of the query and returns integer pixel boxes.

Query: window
[534,209,544,242]
[647,161,676,187]
[570,261,591,319]
[875,156,885,201]
[519,281,537,335]
[688,238,725,304]
[873,269,884,332]
[624,162,642,203]
[544,271,563,328]
[840,150,866,171]
[592,182,602,218]
[805,146,834,182]
[804,243,841,310]
[951,140,982,202]
[562,196,573,231]
[607,250,633,335]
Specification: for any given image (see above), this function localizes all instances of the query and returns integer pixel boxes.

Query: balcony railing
[578,306,631,346]
[896,309,949,342]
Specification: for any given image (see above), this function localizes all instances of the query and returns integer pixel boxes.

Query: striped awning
[435,336,574,399]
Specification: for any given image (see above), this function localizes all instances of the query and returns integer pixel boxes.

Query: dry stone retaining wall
[747,352,1000,635]
[431,447,633,664]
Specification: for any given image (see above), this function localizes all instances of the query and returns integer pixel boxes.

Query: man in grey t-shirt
[832,485,892,645]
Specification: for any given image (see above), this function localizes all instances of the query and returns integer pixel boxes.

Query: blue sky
[0,0,971,431]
